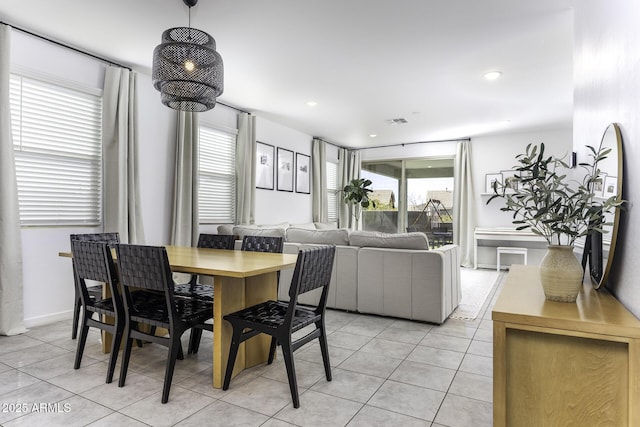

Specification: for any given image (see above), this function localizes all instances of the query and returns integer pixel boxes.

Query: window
[10,74,103,226]
[198,125,236,223]
[326,161,338,222]
[362,158,454,247]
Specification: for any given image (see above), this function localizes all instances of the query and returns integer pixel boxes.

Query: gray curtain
[337,148,361,229]
[312,138,328,223]
[236,113,256,225]
[170,111,199,246]
[0,24,27,336]
[453,140,475,267]
[102,66,145,243]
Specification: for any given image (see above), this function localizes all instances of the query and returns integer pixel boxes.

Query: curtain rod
[217,101,249,115]
[1,21,132,71]
[358,137,470,150]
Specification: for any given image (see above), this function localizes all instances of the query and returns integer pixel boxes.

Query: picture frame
[485,173,502,194]
[593,173,606,198]
[501,170,520,192]
[295,153,311,194]
[603,175,617,198]
[255,142,274,190]
[277,147,294,192]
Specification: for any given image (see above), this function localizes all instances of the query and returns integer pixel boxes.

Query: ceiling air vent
[386,118,408,125]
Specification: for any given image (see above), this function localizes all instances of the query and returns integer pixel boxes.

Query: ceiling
[0,0,574,149]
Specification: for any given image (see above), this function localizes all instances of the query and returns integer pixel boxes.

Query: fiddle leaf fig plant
[343,178,376,227]
[487,143,624,246]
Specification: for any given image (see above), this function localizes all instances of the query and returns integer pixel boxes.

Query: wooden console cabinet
[492,265,640,426]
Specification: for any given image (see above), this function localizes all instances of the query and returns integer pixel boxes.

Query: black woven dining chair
[174,233,235,301]
[115,243,214,404]
[70,240,124,384]
[222,245,336,408]
[240,235,284,254]
[70,232,120,340]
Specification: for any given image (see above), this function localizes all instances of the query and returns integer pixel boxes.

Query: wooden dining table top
[59,244,299,278]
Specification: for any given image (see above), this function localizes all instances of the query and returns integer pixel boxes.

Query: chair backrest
[197,234,235,250]
[115,244,176,321]
[70,232,120,246]
[287,245,335,311]
[241,235,284,253]
[71,240,121,311]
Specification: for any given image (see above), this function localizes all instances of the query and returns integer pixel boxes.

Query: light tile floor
[0,275,502,427]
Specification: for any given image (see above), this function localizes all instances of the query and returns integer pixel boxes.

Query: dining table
[60,244,298,388]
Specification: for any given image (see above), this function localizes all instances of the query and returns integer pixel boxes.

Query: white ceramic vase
[539,245,583,302]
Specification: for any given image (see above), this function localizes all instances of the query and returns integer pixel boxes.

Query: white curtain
[170,111,199,246]
[102,66,145,243]
[453,140,476,267]
[338,148,361,229]
[0,24,27,336]
[312,138,328,223]
[236,113,256,225]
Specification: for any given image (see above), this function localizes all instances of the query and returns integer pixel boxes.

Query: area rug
[450,268,502,320]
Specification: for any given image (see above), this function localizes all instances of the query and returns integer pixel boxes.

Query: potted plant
[343,178,376,230]
[487,143,623,302]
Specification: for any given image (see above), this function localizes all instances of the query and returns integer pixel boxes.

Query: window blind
[326,161,338,222]
[199,126,236,223]
[10,74,102,226]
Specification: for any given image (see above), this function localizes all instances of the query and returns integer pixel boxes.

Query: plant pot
[539,245,583,302]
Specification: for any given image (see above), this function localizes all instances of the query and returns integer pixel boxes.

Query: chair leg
[74,318,90,369]
[106,323,124,384]
[318,324,332,381]
[281,341,300,408]
[118,328,134,388]
[72,295,81,339]
[222,328,243,390]
[267,337,278,364]
[161,336,182,404]
[188,327,203,354]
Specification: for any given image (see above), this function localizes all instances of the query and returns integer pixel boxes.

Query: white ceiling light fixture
[152,0,224,112]
[306,101,318,107]
[483,71,502,81]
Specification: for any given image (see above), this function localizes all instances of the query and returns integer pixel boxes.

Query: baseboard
[24,310,73,328]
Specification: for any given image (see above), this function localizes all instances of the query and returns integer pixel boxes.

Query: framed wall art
[256,141,274,190]
[501,170,519,192]
[603,175,618,198]
[295,153,310,194]
[277,147,294,192]
[485,173,502,194]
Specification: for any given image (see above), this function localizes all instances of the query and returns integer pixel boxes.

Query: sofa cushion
[290,222,316,230]
[232,225,286,240]
[314,222,338,230]
[349,231,429,250]
[217,224,236,235]
[286,228,350,245]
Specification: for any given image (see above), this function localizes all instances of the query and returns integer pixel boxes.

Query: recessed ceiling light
[483,71,502,81]
[369,134,377,138]
[306,101,318,107]
[499,120,511,125]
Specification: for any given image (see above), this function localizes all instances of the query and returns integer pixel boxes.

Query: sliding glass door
[361,157,454,248]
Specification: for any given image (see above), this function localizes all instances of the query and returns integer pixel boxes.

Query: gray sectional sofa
[218,223,461,324]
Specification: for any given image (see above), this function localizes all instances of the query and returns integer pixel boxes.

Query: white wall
[574,1,640,317]
[254,116,313,225]
[471,128,573,228]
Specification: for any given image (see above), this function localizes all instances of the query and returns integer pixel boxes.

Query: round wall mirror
[589,123,623,289]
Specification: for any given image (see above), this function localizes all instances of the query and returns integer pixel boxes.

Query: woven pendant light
[152,0,223,112]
